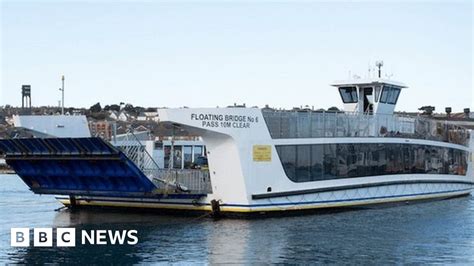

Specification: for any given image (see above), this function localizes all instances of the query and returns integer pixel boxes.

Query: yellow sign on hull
[253,145,272,162]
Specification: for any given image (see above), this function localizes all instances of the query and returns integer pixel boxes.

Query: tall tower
[21,85,31,109]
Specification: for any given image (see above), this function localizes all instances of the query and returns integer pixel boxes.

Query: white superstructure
[55,77,473,215]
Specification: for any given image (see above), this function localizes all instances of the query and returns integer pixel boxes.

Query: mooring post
[69,195,77,209]
[210,199,221,218]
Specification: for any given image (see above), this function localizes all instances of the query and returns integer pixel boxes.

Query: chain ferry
[0,73,472,216]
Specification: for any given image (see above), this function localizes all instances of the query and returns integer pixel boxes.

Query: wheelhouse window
[339,87,358,103]
[380,85,401,104]
[374,86,382,102]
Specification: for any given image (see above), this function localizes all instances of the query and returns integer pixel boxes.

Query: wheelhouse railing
[262,110,470,146]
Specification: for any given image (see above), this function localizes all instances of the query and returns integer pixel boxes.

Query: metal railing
[153,169,212,194]
[115,131,212,194]
[116,133,161,175]
[262,110,470,146]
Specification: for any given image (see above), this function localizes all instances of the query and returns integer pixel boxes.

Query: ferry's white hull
[56,178,473,215]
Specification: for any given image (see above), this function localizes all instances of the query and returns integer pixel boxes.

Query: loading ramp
[0,137,210,199]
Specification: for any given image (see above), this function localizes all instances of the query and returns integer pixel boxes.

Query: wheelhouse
[331,79,407,115]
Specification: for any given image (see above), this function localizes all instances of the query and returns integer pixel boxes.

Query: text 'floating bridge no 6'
[0,137,210,199]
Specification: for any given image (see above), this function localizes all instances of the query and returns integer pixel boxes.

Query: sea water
[1,174,474,264]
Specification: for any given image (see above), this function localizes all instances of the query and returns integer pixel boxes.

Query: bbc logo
[11,228,76,247]
[11,228,138,247]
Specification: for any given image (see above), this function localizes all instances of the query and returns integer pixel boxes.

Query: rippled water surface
[1,174,474,264]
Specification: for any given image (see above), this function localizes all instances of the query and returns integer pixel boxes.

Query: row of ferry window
[275,143,468,183]
[339,85,401,104]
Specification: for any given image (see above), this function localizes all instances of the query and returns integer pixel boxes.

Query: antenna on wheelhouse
[375,60,384,78]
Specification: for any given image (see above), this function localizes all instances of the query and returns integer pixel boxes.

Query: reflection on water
[2,174,474,264]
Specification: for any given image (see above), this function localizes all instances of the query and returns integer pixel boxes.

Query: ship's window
[311,145,324,180]
[278,145,297,181]
[164,146,171,169]
[380,85,401,104]
[386,144,403,174]
[336,144,350,177]
[339,87,358,103]
[374,86,382,102]
[296,145,311,182]
[173,146,182,169]
[323,144,337,179]
[276,143,468,182]
[387,88,400,104]
[164,145,184,169]
[193,146,203,162]
[380,87,389,103]
[183,146,193,169]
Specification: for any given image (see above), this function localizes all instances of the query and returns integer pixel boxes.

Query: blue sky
[1,1,472,112]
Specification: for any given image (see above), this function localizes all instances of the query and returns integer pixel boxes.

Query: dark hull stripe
[252,179,474,200]
[241,188,471,208]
